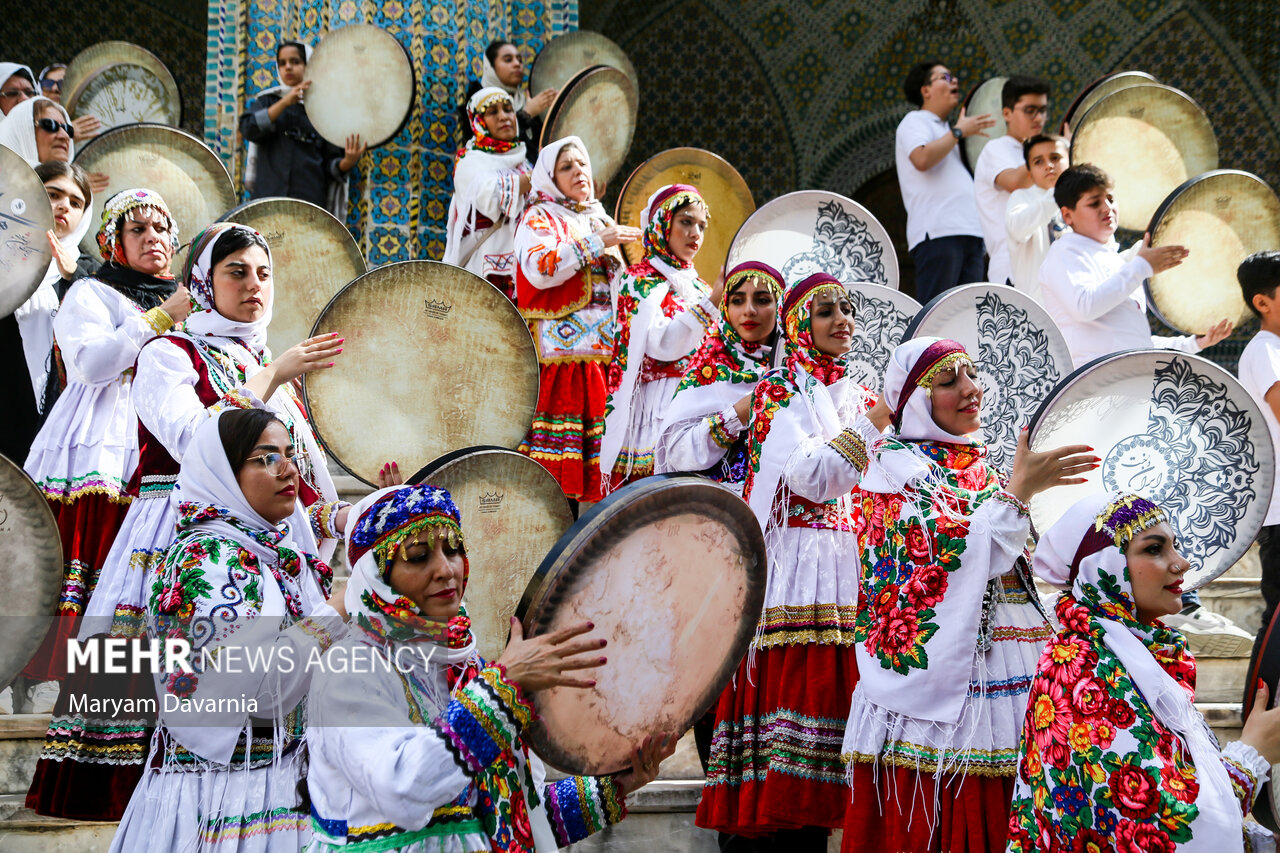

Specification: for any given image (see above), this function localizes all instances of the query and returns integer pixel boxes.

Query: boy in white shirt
[1005,133,1068,300]
[1039,163,1232,366]
[894,59,995,304]
[1040,163,1244,652]
[1236,251,1280,664]
[973,75,1049,285]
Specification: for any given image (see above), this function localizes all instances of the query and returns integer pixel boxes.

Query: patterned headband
[891,338,970,430]
[348,484,464,578]
[649,184,702,217]
[782,273,845,318]
[469,88,512,118]
[96,188,179,263]
[724,261,785,298]
[1068,494,1168,580]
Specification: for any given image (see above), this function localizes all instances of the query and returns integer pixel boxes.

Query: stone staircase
[0,475,1265,850]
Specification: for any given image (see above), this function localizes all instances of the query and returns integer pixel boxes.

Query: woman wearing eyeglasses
[0,61,36,117]
[23,221,390,820]
[109,408,349,852]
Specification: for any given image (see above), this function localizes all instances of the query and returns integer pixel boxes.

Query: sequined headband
[348,485,464,573]
[470,90,512,116]
[1068,494,1168,581]
[724,261,785,298]
[891,339,969,429]
[782,273,845,318]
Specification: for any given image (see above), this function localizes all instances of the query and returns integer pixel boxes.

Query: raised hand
[1007,428,1098,503]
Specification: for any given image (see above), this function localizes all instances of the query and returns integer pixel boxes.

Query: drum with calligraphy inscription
[0,147,56,316]
[1029,349,1271,588]
[64,41,181,130]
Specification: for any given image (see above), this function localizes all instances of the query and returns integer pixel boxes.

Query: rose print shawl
[1007,492,1251,853]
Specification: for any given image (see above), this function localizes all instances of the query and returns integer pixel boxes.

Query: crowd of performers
[7,43,1280,853]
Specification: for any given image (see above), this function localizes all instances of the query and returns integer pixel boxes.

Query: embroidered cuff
[210,386,265,414]
[143,307,175,335]
[689,299,716,331]
[829,427,870,472]
[434,664,533,775]
[1223,740,1270,806]
[706,411,738,449]
[991,490,1030,518]
[545,775,628,846]
[295,606,344,653]
[572,233,605,268]
[307,501,348,541]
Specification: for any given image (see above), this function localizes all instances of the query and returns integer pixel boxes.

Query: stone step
[1197,656,1252,703]
[1199,577,1265,638]
[0,807,116,852]
[0,715,47,797]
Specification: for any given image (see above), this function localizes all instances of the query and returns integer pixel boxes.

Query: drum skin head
[0,147,56,317]
[516,476,766,775]
[409,447,573,662]
[304,261,540,485]
[305,24,415,148]
[540,65,638,187]
[64,40,181,129]
[1029,350,1272,588]
[905,283,1073,475]
[220,197,368,357]
[615,147,755,284]
[1070,83,1218,231]
[73,123,236,258]
[0,454,63,689]
[726,190,898,289]
[530,30,638,97]
[1060,70,1158,135]
[1147,169,1280,335]
[845,284,920,393]
[961,77,1007,174]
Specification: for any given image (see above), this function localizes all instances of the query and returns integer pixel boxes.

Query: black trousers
[909,234,985,305]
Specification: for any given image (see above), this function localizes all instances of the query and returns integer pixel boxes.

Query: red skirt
[841,764,1015,853]
[696,643,859,836]
[518,359,609,502]
[23,493,131,681]
[25,642,154,820]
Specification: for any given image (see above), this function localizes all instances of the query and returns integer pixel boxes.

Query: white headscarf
[0,96,72,165]
[480,50,528,114]
[529,135,607,220]
[0,62,35,119]
[180,222,274,352]
[884,336,980,445]
[16,163,94,407]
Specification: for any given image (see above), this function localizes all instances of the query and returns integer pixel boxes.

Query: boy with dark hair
[1005,133,1068,299]
[894,60,995,303]
[973,75,1051,286]
[1236,251,1280,664]
[1040,164,1245,653]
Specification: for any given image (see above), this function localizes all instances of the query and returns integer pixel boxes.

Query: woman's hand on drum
[1243,681,1280,764]
[47,230,79,279]
[339,134,368,173]
[159,284,193,324]
[71,114,102,142]
[598,225,641,248]
[1195,318,1233,350]
[1007,428,1098,503]
[611,732,678,795]
[376,461,403,488]
[88,171,110,195]
[526,88,558,118]
[497,617,606,693]
[1137,232,1188,274]
[245,332,343,402]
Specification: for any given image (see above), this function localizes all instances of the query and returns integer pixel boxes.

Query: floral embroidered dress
[22,189,180,683]
[305,484,627,852]
[601,184,716,488]
[110,412,343,853]
[27,223,347,821]
[513,136,626,502]
[657,261,784,494]
[443,86,532,302]
[1007,492,1271,853]
[837,337,1052,853]
[696,274,875,838]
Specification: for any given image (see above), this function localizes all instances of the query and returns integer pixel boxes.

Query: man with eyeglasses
[896,60,995,304]
[0,61,37,117]
[973,75,1051,287]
